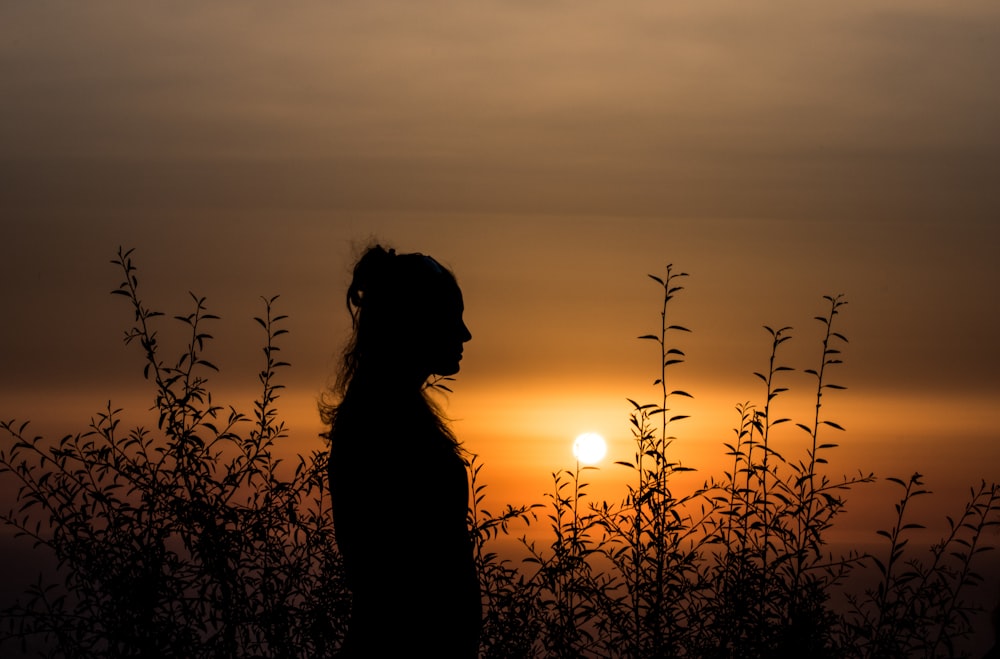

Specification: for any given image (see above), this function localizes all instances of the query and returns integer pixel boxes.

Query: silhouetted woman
[323,245,479,657]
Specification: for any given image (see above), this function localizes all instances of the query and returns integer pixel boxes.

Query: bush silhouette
[2,250,997,657]
[1,248,348,658]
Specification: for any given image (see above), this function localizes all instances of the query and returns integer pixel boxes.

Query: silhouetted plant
[468,265,998,657]
[840,474,1000,658]
[523,464,617,657]
[696,294,876,658]
[0,248,347,658]
[586,265,715,658]
[469,455,544,658]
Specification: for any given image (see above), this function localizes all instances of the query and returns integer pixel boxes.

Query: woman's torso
[328,397,480,656]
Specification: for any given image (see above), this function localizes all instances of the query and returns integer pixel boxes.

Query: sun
[572,432,607,465]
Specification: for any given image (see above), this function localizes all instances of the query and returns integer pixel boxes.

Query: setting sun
[572,432,607,465]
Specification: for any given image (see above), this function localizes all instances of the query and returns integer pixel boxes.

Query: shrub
[0,248,348,658]
[470,266,1000,658]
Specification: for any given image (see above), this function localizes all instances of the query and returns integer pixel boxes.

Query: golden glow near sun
[573,432,607,465]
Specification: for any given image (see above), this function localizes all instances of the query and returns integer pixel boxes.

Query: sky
[2,0,1000,647]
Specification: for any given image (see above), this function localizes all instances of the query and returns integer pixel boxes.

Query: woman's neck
[350,366,428,397]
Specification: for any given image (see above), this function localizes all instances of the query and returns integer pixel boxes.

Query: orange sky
[3,214,997,520]
[2,0,999,623]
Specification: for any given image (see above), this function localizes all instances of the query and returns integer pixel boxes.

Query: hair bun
[348,244,396,309]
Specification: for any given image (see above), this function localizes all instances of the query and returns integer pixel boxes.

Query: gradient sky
[2,0,999,627]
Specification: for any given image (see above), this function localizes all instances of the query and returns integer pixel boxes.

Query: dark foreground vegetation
[1,249,997,658]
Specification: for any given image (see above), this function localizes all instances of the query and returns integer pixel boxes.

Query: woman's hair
[321,244,462,445]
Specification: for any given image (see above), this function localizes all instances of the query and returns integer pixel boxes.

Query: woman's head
[339,244,471,389]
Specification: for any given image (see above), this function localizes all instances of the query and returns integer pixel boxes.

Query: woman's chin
[431,362,461,378]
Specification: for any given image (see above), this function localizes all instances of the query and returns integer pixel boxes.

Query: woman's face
[421,285,472,377]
